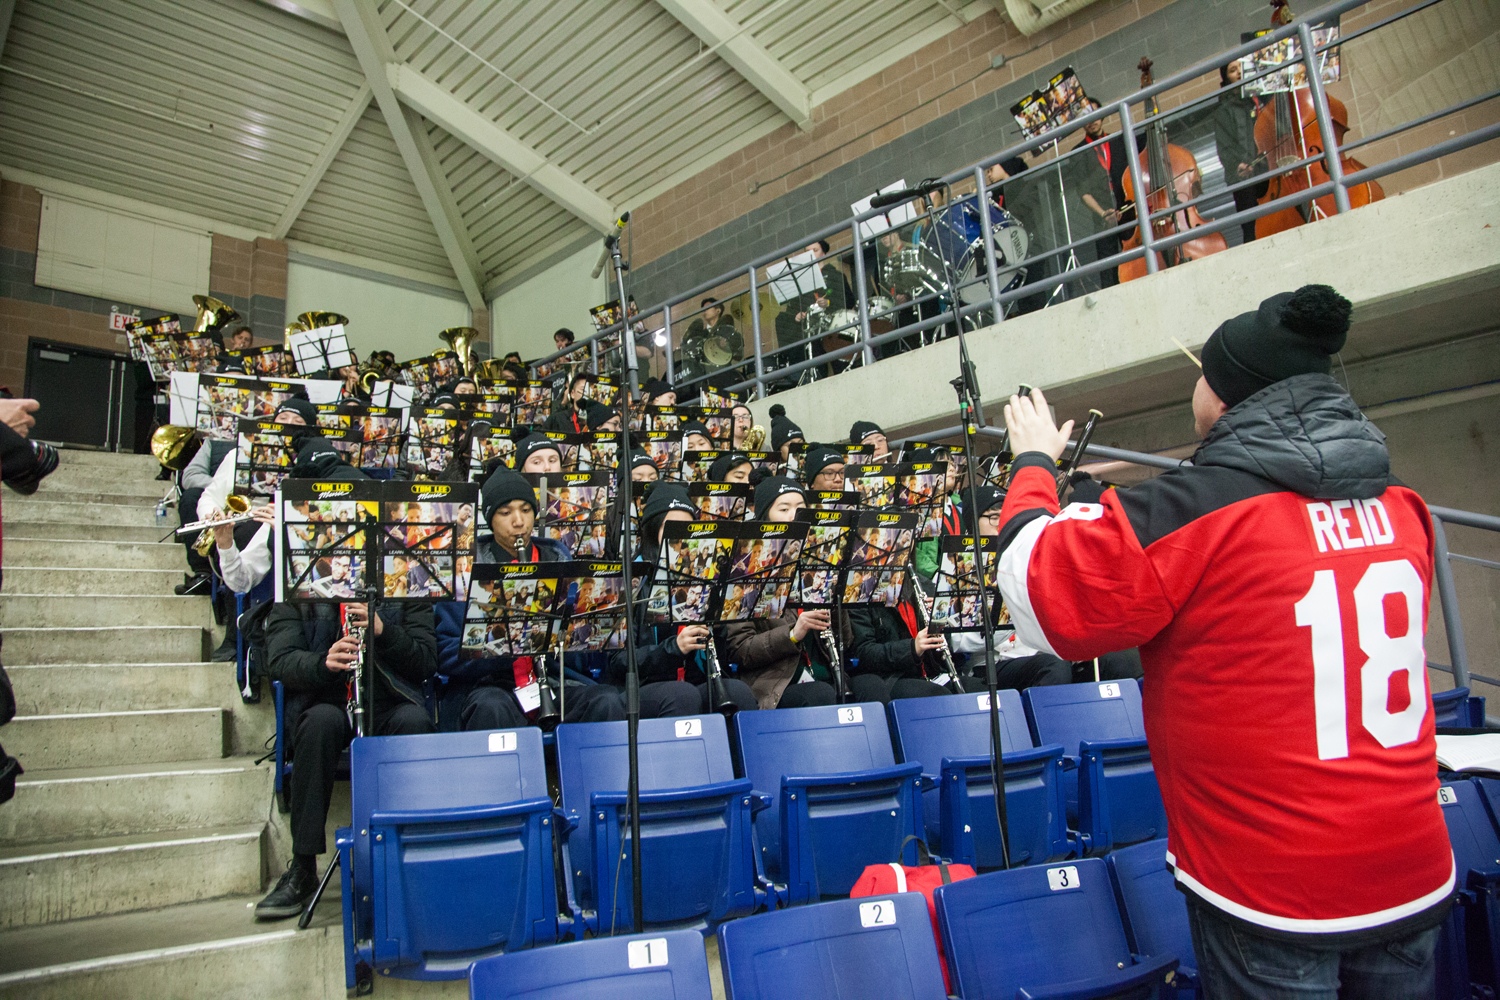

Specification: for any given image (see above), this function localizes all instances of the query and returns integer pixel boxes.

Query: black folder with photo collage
[680,450,777,483]
[688,482,751,522]
[197,375,302,441]
[530,471,613,559]
[928,535,1010,633]
[460,560,627,661]
[313,402,404,470]
[648,519,808,624]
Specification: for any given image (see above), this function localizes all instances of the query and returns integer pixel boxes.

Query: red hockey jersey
[996,446,1453,934]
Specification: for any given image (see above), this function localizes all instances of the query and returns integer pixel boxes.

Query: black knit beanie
[708,452,752,481]
[585,400,619,430]
[681,420,712,442]
[642,378,673,404]
[754,476,806,519]
[629,449,659,473]
[849,420,884,446]
[480,466,537,527]
[802,446,843,483]
[291,438,365,480]
[769,404,802,451]
[1201,285,1352,409]
[275,397,319,425]
[514,432,563,469]
[639,483,696,542]
[958,484,1006,534]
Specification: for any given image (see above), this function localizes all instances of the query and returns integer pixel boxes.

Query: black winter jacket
[264,602,438,719]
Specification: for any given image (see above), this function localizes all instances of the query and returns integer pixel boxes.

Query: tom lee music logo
[561,473,592,485]
[686,522,719,535]
[758,524,789,536]
[312,483,354,497]
[876,513,905,523]
[705,484,733,494]
[499,564,539,577]
[410,484,452,496]
[586,563,623,573]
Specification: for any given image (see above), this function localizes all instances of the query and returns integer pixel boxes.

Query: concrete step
[50,449,161,472]
[5,708,226,770]
[4,538,186,572]
[0,594,213,628]
[3,627,208,665]
[9,490,174,509]
[0,522,177,543]
[3,568,182,596]
[32,469,167,498]
[0,825,264,930]
[0,892,477,999]
[1,501,161,528]
[8,662,228,715]
[1,758,267,847]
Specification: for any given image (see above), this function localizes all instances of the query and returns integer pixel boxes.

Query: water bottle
[156,501,167,528]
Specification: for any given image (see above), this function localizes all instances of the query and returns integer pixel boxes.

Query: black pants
[290,700,433,856]
[777,681,837,709]
[639,679,758,716]
[460,683,625,730]
[980,653,1072,690]
[1070,648,1144,684]
[1233,181,1270,245]
[849,674,947,704]
[178,486,211,575]
[1092,233,1121,289]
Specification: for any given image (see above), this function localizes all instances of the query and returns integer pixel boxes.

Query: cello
[1118,57,1228,283]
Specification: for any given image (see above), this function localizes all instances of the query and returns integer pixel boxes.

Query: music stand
[792,507,861,703]
[287,325,356,376]
[529,471,613,559]
[196,375,300,442]
[235,418,323,499]
[928,535,1007,634]
[469,424,522,480]
[406,407,463,479]
[687,482,751,521]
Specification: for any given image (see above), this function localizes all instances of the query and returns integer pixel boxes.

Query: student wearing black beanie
[681,420,713,452]
[641,378,676,406]
[768,404,803,463]
[585,400,621,432]
[274,397,319,427]
[431,465,624,738]
[848,420,890,461]
[514,432,563,473]
[801,446,845,490]
[707,452,753,483]
[629,450,660,482]
[753,475,805,520]
[1198,284,1353,417]
[606,484,759,717]
[290,438,364,480]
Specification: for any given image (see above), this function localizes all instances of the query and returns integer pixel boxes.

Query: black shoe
[255,858,319,920]
[175,573,210,596]
[210,638,238,662]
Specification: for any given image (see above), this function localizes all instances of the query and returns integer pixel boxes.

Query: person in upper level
[433,466,624,732]
[545,373,591,434]
[993,285,1452,997]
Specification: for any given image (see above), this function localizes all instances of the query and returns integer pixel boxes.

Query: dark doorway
[24,339,140,452]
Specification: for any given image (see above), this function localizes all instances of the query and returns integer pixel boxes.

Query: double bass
[1252,88,1383,238]
[1118,58,1228,283]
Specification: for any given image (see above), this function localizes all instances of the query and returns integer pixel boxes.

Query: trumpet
[184,494,253,555]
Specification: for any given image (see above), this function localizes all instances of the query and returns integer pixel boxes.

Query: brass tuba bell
[284,311,349,342]
[742,424,767,451]
[150,425,201,471]
[438,327,479,377]
[192,295,240,333]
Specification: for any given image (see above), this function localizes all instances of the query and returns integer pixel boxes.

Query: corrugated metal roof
[0,0,980,290]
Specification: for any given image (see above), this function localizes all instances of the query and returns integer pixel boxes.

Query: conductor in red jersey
[994,285,1452,999]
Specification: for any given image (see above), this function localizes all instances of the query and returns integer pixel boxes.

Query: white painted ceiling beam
[656,0,813,131]
[386,63,619,234]
[331,0,485,310]
[272,82,371,239]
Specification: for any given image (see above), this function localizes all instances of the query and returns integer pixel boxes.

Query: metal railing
[527,0,1499,402]
[900,426,1500,705]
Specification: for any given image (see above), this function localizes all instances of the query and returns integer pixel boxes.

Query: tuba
[192,295,240,333]
[284,311,349,340]
[438,327,479,377]
[150,425,201,471]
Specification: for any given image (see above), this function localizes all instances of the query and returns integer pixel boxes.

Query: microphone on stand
[592,212,631,278]
[869,181,945,210]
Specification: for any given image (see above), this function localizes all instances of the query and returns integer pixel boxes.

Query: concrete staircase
[0,451,463,999]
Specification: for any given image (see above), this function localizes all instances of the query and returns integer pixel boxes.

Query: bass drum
[957,210,1029,305]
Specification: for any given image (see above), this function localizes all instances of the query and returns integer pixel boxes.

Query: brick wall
[209,233,287,340]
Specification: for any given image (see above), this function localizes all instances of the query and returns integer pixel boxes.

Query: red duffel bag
[849,836,976,992]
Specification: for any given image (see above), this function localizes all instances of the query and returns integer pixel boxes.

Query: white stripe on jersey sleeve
[996,513,1059,657]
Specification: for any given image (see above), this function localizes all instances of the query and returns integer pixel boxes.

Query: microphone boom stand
[918,188,1012,869]
[606,234,647,932]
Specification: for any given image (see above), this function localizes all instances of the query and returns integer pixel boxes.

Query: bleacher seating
[1106,838,1199,995]
[1434,685,1487,728]
[337,728,562,987]
[733,702,928,903]
[717,892,948,999]
[554,714,768,932]
[1438,776,1500,997]
[232,574,274,701]
[888,690,1068,868]
[1024,679,1167,854]
[934,858,1179,1000]
[468,929,712,999]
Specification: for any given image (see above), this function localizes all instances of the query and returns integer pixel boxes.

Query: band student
[681,297,744,376]
[717,478,843,709]
[994,286,1451,996]
[433,466,625,731]
[256,454,438,921]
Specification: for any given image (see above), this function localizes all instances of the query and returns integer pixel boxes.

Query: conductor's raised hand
[675,624,710,655]
[1004,387,1074,462]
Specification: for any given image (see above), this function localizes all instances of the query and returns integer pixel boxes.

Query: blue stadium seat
[934,858,1178,1000]
[554,714,768,933]
[734,702,928,904]
[1023,679,1166,854]
[717,892,947,999]
[889,690,1068,868]
[468,929,712,999]
[233,575,274,702]
[1440,777,1500,997]
[1433,685,1486,728]
[1106,839,1198,996]
[338,728,562,987]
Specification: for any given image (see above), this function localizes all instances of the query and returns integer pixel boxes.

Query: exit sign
[109,308,140,332]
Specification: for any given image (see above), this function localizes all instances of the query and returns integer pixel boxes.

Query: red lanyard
[1096,143,1111,174]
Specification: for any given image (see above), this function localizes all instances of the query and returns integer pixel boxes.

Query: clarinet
[340,604,366,733]
[910,582,965,693]
[704,634,738,716]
